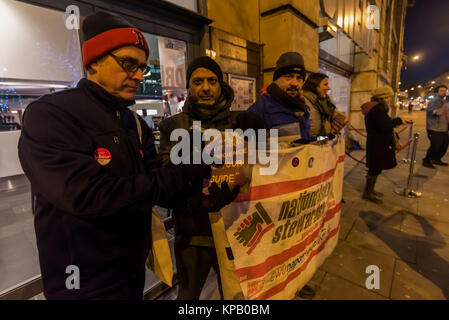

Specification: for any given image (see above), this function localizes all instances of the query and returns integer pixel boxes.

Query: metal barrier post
[395,133,422,198]
[402,123,414,163]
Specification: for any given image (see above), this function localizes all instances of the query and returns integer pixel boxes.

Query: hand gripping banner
[209,136,345,300]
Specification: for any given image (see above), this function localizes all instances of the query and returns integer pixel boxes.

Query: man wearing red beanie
[18,11,211,300]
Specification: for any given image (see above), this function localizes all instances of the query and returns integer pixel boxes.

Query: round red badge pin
[94,148,111,166]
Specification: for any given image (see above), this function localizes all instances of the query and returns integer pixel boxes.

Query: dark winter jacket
[158,83,238,247]
[18,78,191,299]
[247,83,311,140]
[361,101,402,171]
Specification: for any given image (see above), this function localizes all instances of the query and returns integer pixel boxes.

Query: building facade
[203,0,415,146]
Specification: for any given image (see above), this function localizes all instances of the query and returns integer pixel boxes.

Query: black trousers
[424,130,449,162]
[174,235,223,300]
[368,168,382,176]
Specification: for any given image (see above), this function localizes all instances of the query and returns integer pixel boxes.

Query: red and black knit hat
[81,11,149,69]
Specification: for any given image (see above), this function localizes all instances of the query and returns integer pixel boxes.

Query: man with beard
[247,52,311,140]
[158,56,246,299]
[247,52,315,298]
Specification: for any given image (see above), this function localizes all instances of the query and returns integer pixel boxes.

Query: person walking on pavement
[302,72,347,139]
[18,12,213,300]
[158,56,244,300]
[247,52,311,140]
[408,100,413,114]
[422,85,449,168]
[361,86,405,203]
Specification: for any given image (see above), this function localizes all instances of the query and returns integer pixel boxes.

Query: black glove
[175,164,210,196]
[203,181,240,212]
[188,181,240,212]
[180,163,212,181]
[231,112,266,131]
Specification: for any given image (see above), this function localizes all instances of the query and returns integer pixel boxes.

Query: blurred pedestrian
[422,85,449,168]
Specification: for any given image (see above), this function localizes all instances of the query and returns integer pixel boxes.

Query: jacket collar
[77,78,136,113]
[266,83,307,114]
[361,101,379,115]
[303,90,335,117]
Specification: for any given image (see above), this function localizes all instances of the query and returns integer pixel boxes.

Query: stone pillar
[259,1,320,85]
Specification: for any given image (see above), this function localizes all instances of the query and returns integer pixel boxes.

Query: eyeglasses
[108,53,151,76]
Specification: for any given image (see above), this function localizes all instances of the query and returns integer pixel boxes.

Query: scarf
[266,83,308,117]
[303,90,335,119]
[183,83,234,122]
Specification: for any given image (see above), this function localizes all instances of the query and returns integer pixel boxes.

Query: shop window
[319,65,351,116]
[131,32,187,133]
[320,30,355,67]
[0,0,83,296]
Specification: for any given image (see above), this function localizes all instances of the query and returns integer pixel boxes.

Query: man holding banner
[214,123,345,300]
[248,52,311,140]
[158,56,244,299]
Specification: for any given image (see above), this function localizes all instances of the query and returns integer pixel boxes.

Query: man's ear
[88,61,99,75]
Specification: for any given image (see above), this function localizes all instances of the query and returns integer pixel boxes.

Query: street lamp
[417,85,422,88]
[411,87,414,90]
[412,55,420,61]
[431,81,435,84]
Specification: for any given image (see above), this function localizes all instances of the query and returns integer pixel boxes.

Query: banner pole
[395,133,421,198]
[402,123,414,163]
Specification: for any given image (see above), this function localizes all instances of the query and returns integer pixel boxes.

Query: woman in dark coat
[361,86,404,203]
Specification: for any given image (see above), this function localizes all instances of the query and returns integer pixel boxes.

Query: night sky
[400,0,449,89]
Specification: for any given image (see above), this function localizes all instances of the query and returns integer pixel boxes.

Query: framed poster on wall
[228,74,256,111]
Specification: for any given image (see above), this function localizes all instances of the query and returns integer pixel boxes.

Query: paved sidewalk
[158,109,449,301]
[298,109,449,300]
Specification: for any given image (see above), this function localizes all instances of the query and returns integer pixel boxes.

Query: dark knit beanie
[186,56,224,88]
[81,11,149,69]
[273,52,306,81]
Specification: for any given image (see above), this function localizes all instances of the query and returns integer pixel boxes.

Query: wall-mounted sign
[228,74,256,111]
[158,37,187,89]
[136,33,187,99]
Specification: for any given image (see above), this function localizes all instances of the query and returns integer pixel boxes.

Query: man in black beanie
[248,52,311,140]
[18,11,212,300]
[158,56,265,299]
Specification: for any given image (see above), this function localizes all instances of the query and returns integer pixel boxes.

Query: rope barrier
[349,123,411,138]
[345,151,367,165]
[397,125,409,134]
[348,124,367,138]
[345,138,412,166]
[346,121,414,166]
[395,140,412,154]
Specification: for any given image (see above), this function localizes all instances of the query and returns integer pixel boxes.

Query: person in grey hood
[422,85,449,168]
